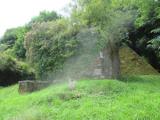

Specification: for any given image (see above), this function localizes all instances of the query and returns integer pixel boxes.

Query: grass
[0,75,160,120]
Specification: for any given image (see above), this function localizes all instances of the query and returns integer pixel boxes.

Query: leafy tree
[0,26,28,59]
[71,0,136,78]
[13,27,28,59]
[111,0,160,27]
[1,11,61,59]
[27,10,61,28]
[134,0,160,26]
[0,28,17,47]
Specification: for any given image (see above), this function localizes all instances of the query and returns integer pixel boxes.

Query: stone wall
[19,80,52,94]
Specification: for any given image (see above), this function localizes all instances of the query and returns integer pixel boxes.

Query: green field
[1,75,160,120]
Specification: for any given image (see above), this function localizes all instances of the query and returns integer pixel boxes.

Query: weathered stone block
[18,80,51,94]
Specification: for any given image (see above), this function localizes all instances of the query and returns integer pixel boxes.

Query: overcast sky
[0,0,71,37]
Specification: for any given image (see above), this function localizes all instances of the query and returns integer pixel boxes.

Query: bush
[24,19,80,79]
[0,54,35,86]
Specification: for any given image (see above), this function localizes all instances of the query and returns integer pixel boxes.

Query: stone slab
[18,80,52,94]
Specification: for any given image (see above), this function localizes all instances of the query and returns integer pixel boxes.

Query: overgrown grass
[0,75,160,120]
[120,47,158,75]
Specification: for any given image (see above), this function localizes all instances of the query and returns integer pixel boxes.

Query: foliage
[72,0,136,49]
[148,27,160,51]
[0,28,17,47]
[24,19,80,79]
[0,1,160,80]
[148,35,160,55]
[129,22,160,71]
[27,10,61,28]
[0,26,28,59]
[0,44,8,52]
[135,0,160,26]
[0,53,35,86]
[1,11,61,59]
[111,0,160,27]
[12,27,28,59]
[0,10,65,80]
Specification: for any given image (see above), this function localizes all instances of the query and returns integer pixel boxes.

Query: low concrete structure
[19,80,52,94]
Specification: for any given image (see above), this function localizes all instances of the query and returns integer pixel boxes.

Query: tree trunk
[102,43,120,79]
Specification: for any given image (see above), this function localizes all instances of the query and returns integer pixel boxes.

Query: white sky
[0,0,72,37]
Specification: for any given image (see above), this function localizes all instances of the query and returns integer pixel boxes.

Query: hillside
[1,76,160,120]
[120,47,158,75]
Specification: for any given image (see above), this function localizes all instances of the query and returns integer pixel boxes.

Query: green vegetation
[28,11,61,27]
[0,1,160,119]
[120,47,158,75]
[0,53,35,86]
[0,76,160,120]
[0,0,160,84]
[25,19,80,79]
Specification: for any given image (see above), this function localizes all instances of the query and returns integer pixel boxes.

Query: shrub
[0,53,35,86]
[24,19,80,79]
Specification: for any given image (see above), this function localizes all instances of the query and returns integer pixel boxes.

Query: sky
[0,0,72,37]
